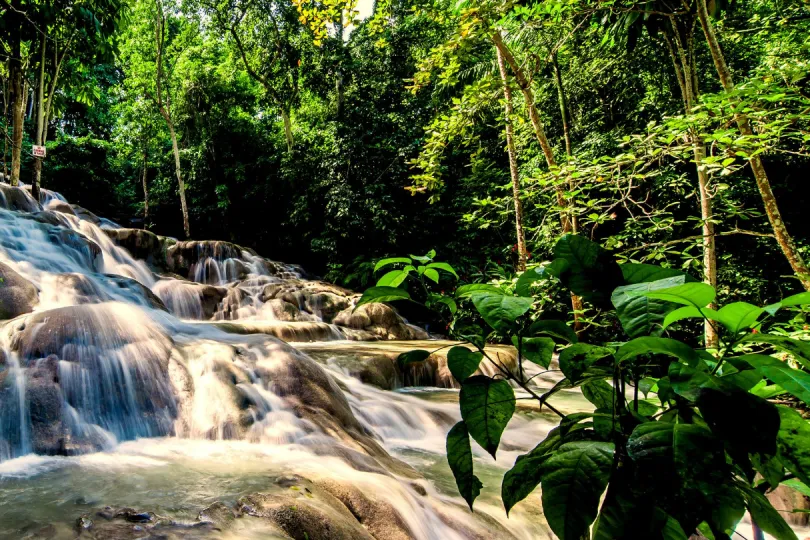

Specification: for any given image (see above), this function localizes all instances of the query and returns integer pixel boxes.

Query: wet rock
[103,274,167,311]
[237,489,376,540]
[0,261,39,319]
[261,280,354,323]
[26,356,64,454]
[46,227,102,270]
[333,303,429,341]
[104,228,174,271]
[767,483,810,526]
[71,205,102,225]
[167,240,248,278]
[30,209,72,227]
[44,200,76,215]
[197,501,237,526]
[75,506,218,539]
[54,273,110,304]
[0,183,42,212]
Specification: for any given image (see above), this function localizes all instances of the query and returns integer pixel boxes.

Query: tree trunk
[696,0,810,290]
[281,108,293,153]
[31,35,47,202]
[668,20,719,347]
[335,13,345,119]
[491,31,583,320]
[9,30,23,187]
[496,47,528,271]
[165,116,190,238]
[142,148,149,223]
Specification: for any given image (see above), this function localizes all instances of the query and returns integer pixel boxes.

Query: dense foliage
[361,235,810,539]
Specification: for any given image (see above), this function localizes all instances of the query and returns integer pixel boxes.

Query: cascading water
[0,182,572,539]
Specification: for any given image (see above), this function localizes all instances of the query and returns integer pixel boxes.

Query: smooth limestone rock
[333,303,429,341]
[0,261,39,319]
[103,228,175,271]
[0,183,42,212]
[71,205,102,226]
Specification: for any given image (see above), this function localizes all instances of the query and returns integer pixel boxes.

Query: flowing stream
[0,183,577,539]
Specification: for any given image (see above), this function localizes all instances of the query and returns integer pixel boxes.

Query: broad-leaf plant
[358,236,810,540]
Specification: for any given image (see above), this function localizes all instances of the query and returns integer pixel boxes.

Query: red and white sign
[32,145,46,158]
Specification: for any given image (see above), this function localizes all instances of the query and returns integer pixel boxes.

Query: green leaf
[513,336,555,368]
[715,302,764,333]
[752,453,784,488]
[397,349,430,367]
[737,334,810,368]
[620,263,692,284]
[697,386,780,457]
[376,269,409,287]
[455,284,504,298]
[612,276,689,338]
[502,429,561,515]
[446,422,483,510]
[668,363,722,401]
[459,376,515,458]
[663,305,720,329]
[743,357,810,405]
[528,320,578,343]
[781,292,810,307]
[630,282,716,308]
[582,379,616,410]
[426,262,458,278]
[409,249,436,263]
[783,478,810,498]
[447,346,483,382]
[741,486,798,540]
[540,441,615,540]
[553,235,624,308]
[374,257,411,272]
[777,405,810,487]
[515,267,543,297]
[559,343,614,382]
[355,286,411,309]
[615,337,700,367]
[423,268,440,283]
[471,293,534,333]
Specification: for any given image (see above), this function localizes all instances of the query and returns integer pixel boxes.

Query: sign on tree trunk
[32,145,46,158]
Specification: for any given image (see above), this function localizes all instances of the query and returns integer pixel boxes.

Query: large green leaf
[741,356,810,405]
[663,305,721,330]
[715,302,764,334]
[765,292,810,315]
[409,249,436,263]
[455,284,504,298]
[777,405,810,487]
[783,478,810,498]
[471,293,534,333]
[582,379,616,410]
[697,387,780,457]
[668,362,722,401]
[501,429,561,515]
[737,334,810,368]
[528,319,578,343]
[513,336,555,368]
[446,422,483,510]
[447,346,483,382]
[741,486,798,540]
[540,441,615,540]
[373,257,412,272]
[630,282,716,308]
[426,262,458,278]
[559,343,614,382]
[376,269,410,287]
[397,349,430,367]
[459,376,515,458]
[620,263,691,284]
[615,337,700,366]
[611,276,688,338]
[355,286,411,309]
[553,235,624,308]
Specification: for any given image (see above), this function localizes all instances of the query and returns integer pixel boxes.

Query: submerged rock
[0,183,42,212]
[104,228,175,271]
[0,261,39,319]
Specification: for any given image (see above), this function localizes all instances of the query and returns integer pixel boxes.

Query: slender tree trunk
[31,35,46,202]
[668,20,719,347]
[3,80,9,180]
[281,108,293,153]
[696,0,810,290]
[164,114,190,238]
[10,31,23,187]
[496,47,528,271]
[142,148,149,223]
[491,31,583,320]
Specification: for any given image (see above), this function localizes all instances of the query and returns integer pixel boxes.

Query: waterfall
[0,182,552,539]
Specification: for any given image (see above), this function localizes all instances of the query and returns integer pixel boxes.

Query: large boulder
[0,183,42,212]
[0,261,38,319]
[333,303,429,341]
[104,228,174,271]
